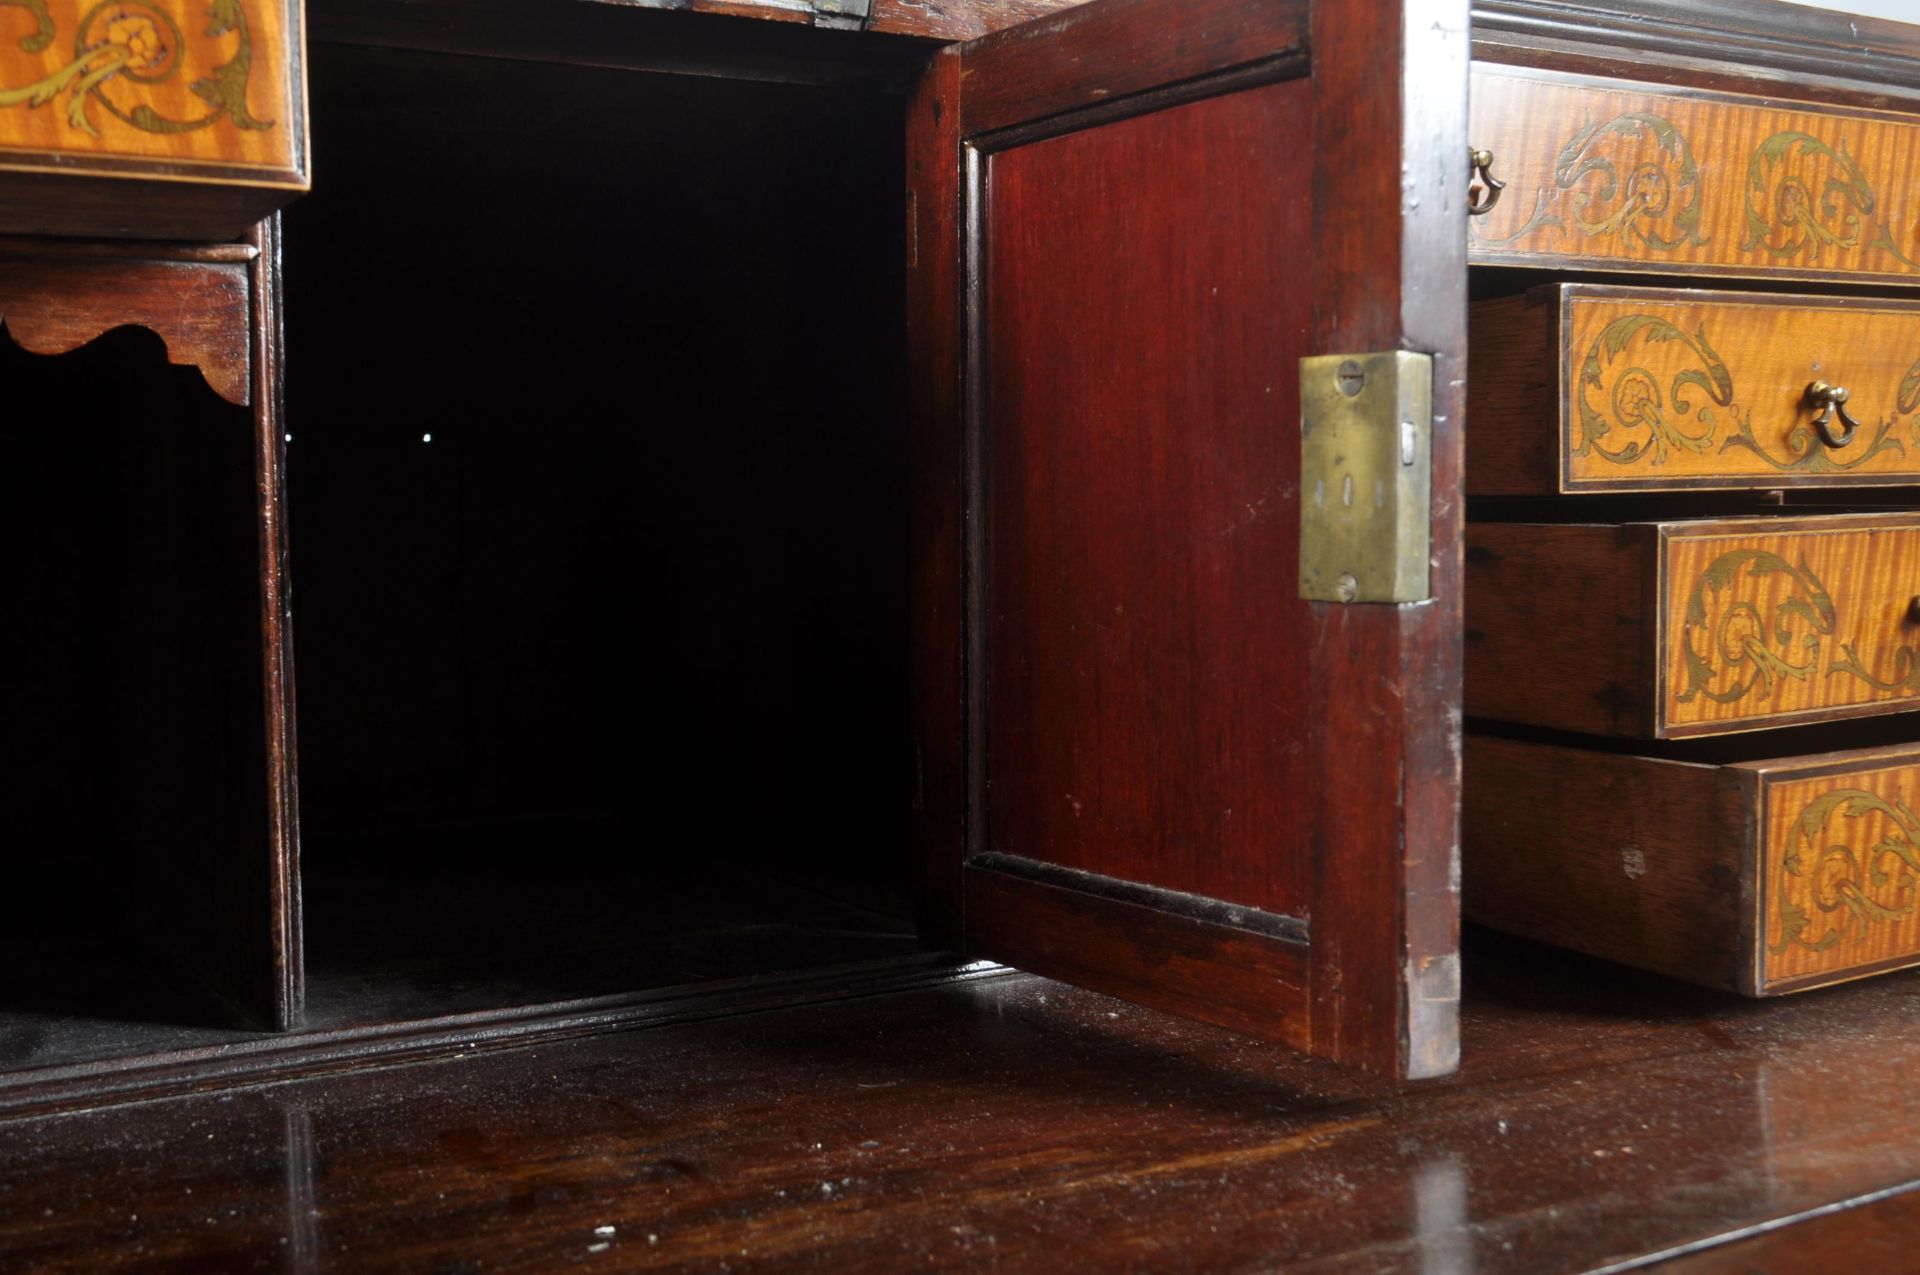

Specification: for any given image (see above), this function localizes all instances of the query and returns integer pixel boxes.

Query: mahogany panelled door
[908,0,1469,1078]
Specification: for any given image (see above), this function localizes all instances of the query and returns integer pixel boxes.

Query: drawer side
[1466,521,1650,736]
[1463,734,1748,988]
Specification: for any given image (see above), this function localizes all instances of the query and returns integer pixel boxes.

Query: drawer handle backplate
[1806,380,1863,449]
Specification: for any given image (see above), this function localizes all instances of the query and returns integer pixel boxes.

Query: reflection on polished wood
[0,936,1917,1271]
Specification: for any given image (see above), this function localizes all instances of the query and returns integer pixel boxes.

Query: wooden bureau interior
[0,13,943,1097]
[8,0,1920,1118]
[283,43,926,1028]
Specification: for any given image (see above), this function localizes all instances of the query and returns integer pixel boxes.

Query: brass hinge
[1298,351,1433,605]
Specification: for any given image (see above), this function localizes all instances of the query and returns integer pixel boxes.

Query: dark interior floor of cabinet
[0,861,918,1074]
[299,849,920,1026]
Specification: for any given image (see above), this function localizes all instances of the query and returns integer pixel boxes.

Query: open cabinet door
[908,0,1467,1078]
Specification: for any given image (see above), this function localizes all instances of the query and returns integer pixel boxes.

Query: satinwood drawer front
[1469,286,1920,494]
[1468,63,1920,285]
[1467,513,1920,739]
[0,0,305,238]
[1465,734,1920,995]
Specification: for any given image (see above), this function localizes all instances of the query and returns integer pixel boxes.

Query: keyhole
[1336,360,1365,397]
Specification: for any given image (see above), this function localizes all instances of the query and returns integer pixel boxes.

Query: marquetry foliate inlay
[1764,759,1920,989]
[0,0,295,172]
[1664,523,1920,733]
[1564,292,1920,487]
[1470,65,1920,283]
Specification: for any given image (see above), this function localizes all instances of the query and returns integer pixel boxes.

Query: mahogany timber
[906,49,964,949]
[1465,734,1746,990]
[1469,286,1920,494]
[1465,734,1920,995]
[0,226,297,1031]
[983,78,1312,919]
[1468,63,1920,284]
[1661,1186,1920,1274]
[3,955,1920,1271]
[248,214,302,1031]
[909,0,1468,1079]
[1465,521,1648,736]
[0,249,250,405]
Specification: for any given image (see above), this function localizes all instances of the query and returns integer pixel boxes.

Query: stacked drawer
[0,0,307,238]
[1463,63,1920,993]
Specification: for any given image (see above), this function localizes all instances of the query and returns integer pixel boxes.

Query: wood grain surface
[1661,516,1920,736]
[0,0,301,178]
[1466,734,1920,995]
[1465,521,1651,737]
[1468,63,1920,284]
[1469,285,1920,493]
[1753,749,1920,992]
[1468,514,1920,738]
[1463,734,1750,990]
[983,78,1312,915]
[907,0,1469,1078]
[3,955,1920,1271]
[0,255,249,404]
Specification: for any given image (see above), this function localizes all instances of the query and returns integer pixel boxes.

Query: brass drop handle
[1468,147,1505,216]
[1806,380,1863,448]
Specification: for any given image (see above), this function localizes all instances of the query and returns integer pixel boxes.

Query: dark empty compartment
[0,328,271,1068]
[283,45,921,1026]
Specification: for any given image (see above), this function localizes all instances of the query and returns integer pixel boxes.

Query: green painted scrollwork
[1742,130,1920,270]
[1,0,53,52]
[1830,641,1920,697]
[1477,111,1707,251]
[1719,406,1907,475]
[1677,549,1834,706]
[1575,314,1732,465]
[0,0,269,138]
[1772,787,1920,955]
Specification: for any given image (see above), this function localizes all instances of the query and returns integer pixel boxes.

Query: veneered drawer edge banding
[1469,63,1920,285]
[1661,518,1920,737]
[1751,749,1920,992]
[1467,285,1920,493]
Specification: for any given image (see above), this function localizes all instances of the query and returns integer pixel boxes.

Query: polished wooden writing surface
[910,0,1468,1078]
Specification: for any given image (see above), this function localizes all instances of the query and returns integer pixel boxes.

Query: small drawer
[1465,733,1920,995]
[0,0,306,239]
[1467,512,1920,738]
[1469,285,1920,494]
[1468,63,1920,285]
